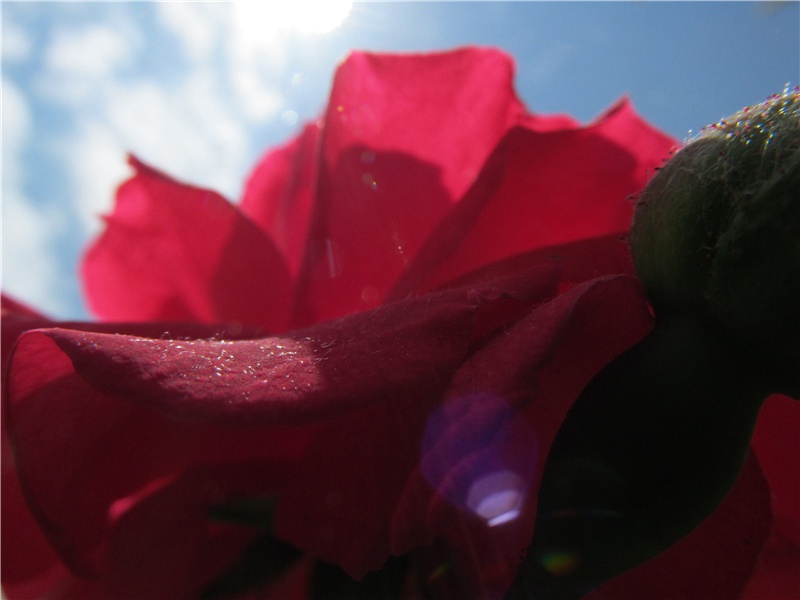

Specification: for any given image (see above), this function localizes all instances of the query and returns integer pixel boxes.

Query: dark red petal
[5,332,313,576]
[391,100,677,298]
[752,394,800,544]
[1,296,64,595]
[82,156,292,331]
[30,271,558,428]
[275,390,435,578]
[1,437,68,596]
[240,123,322,277]
[103,462,289,599]
[741,528,800,599]
[345,275,649,593]
[290,48,528,325]
[2,294,52,367]
[743,393,800,599]
[4,271,557,579]
[588,451,772,600]
[33,303,469,427]
[272,268,561,578]
[1,294,46,319]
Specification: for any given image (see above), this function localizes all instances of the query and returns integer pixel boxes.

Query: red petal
[273,275,651,585]
[320,48,525,201]
[588,451,772,600]
[275,389,435,578]
[4,271,556,580]
[752,394,800,543]
[2,294,52,366]
[743,393,800,599]
[741,529,800,599]
[391,100,677,298]
[273,267,561,578]
[5,327,313,576]
[30,297,473,427]
[103,462,288,599]
[241,123,322,277]
[1,296,65,595]
[1,294,47,319]
[82,156,292,331]
[290,48,528,325]
[1,434,68,596]
[391,277,654,596]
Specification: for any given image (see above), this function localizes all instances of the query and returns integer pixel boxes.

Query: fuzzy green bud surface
[630,87,800,396]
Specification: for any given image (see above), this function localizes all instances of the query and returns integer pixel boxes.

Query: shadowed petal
[390,101,676,299]
[290,48,531,325]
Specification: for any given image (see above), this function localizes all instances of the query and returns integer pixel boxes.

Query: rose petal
[103,462,291,599]
[275,390,434,579]
[1,296,65,594]
[742,528,800,599]
[752,394,800,543]
[0,304,299,593]
[322,48,526,206]
[5,330,314,576]
[5,268,558,581]
[30,270,559,428]
[391,100,676,298]
[386,276,654,596]
[270,268,562,578]
[588,451,772,600]
[82,156,292,331]
[290,48,531,325]
[241,123,321,277]
[744,393,800,599]
[274,275,653,583]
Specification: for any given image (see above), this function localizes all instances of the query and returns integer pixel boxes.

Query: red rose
[2,48,796,599]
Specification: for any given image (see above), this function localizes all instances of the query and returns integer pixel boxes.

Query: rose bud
[632,86,800,397]
[508,87,799,599]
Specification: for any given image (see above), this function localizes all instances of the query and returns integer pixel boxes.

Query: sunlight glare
[233,0,352,37]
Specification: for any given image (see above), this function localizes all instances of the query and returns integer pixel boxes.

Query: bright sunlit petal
[233,0,352,37]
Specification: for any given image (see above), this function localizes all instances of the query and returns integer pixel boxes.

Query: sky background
[2,0,799,320]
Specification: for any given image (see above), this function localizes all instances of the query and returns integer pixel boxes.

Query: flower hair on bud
[698,84,800,147]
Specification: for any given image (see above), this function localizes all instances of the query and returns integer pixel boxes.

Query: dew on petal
[361,172,378,191]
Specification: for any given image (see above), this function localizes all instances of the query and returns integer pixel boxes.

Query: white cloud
[1,80,72,316]
[156,2,289,125]
[100,73,250,199]
[230,0,352,36]
[155,2,221,61]
[61,120,131,235]
[2,79,31,190]
[1,190,72,317]
[44,25,132,78]
[5,3,317,317]
[37,22,141,107]
[230,67,286,123]
[2,21,33,64]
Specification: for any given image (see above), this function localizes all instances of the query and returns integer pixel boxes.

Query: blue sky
[2,1,798,320]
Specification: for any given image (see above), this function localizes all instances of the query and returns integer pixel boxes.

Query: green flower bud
[630,86,800,396]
